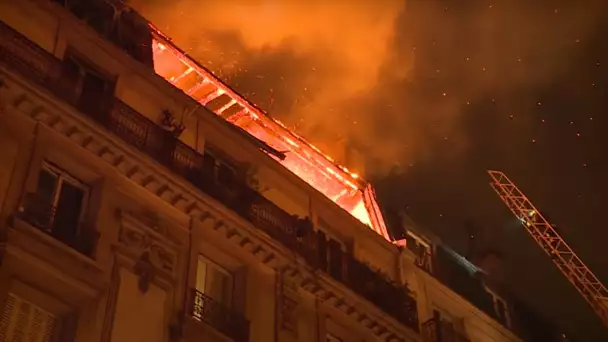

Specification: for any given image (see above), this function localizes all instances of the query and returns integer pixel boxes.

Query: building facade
[0,1,562,341]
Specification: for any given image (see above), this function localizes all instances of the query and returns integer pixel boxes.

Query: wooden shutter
[0,294,56,342]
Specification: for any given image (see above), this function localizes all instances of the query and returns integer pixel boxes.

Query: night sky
[134,0,608,339]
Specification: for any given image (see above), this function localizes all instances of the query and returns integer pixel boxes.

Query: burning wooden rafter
[148,24,391,241]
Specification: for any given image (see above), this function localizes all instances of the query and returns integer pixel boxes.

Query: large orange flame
[149,25,390,241]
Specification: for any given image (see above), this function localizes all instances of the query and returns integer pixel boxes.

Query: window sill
[8,215,104,276]
[181,315,234,342]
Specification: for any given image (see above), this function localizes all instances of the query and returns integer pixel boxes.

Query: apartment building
[0,1,563,341]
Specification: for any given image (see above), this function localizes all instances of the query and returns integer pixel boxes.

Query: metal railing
[423,318,470,342]
[0,19,419,332]
[16,192,98,257]
[190,289,249,342]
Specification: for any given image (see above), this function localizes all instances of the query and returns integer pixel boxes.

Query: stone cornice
[287,265,421,342]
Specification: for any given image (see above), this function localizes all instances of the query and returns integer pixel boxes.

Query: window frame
[37,162,90,232]
[61,48,117,116]
[63,53,113,96]
[196,254,235,308]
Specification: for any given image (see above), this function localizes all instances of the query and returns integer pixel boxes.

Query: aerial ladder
[487,170,608,328]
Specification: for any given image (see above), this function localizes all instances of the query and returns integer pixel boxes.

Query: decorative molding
[287,266,419,342]
[133,251,154,293]
[278,271,299,335]
[132,208,182,246]
[115,208,178,277]
[280,293,298,334]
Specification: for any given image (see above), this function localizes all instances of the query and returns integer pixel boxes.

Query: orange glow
[149,26,391,241]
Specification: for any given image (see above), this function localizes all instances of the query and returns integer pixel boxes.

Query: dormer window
[61,53,114,119]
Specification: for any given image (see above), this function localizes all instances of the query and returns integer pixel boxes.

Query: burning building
[149,27,391,241]
[0,1,569,341]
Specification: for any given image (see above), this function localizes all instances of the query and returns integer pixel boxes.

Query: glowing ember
[149,26,391,241]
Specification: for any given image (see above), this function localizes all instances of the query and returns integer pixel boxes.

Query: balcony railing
[190,289,249,342]
[16,192,98,257]
[423,318,470,342]
[0,19,419,331]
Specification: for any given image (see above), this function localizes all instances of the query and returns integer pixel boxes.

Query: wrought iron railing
[0,19,419,331]
[423,318,470,342]
[16,192,98,257]
[190,289,249,342]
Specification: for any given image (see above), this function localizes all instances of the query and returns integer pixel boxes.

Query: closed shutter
[0,294,56,342]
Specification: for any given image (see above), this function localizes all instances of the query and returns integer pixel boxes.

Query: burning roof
[148,24,391,241]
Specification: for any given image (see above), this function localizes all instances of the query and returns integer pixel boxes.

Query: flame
[149,27,391,241]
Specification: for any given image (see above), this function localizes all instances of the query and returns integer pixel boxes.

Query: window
[201,149,239,189]
[316,225,347,279]
[201,152,216,179]
[24,163,89,249]
[326,333,342,342]
[196,256,234,307]
[0,293,57,342]
[327,238,344,280]
[63,0,115,35]
[217,163,236,187]
[111,10,155,67]
[61,54,114,118]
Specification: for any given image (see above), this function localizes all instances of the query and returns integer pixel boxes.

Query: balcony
[0,19,418,331]
[190,289,249,342]
[422,318,470,342]
[15,192,98,257]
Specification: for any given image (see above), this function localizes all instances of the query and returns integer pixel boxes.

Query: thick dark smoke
[130,0,604,178]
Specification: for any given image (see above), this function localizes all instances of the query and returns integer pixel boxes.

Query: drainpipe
[274,268,281,342]
[182,217,194,311]
[169,217,193,342]
[396,246,405,285]
[315,296,321,342]
[15,122,40,210]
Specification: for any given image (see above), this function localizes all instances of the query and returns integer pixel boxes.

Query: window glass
[196,257,234,307]
[33,164,88,240]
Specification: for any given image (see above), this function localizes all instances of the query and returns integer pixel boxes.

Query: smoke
[130,0,604,177]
